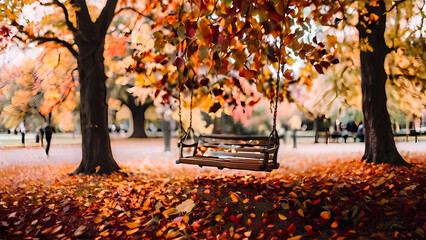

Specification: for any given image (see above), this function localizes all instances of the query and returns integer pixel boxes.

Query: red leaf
[174,57,185,68]
[320,61,331,69]
[239,69,257,79]
[314,64,324,74]
[185,21,197,38]
[286,224,296,234]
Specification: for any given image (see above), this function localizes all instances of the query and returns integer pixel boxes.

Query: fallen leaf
[126,228,139,235]
[176,199,195,213]
[74,225,86,236]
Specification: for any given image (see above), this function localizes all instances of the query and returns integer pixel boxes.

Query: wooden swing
[176,74,281,172]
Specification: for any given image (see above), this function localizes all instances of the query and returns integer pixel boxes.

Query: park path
[1,135,424,171]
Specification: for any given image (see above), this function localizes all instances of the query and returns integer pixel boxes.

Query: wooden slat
[201,138,270,146]
[201,134,270,141]
[201,144,265,152]
[178,156,264,171]
[204,151,273,160]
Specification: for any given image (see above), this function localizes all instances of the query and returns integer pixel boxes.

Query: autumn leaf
[126,228,139,235]
[320,211,331,219]
[176,199,196,213]
[126,220,141,229]
[230,191,239,202]
[74,225,86,236]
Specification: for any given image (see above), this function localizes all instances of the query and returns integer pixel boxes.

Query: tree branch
[386,0,407,13]
[34,36,79,57]
[114,7,144,16]
[11,20,79,58]
[41,0,78,33]
[96,0,119,36]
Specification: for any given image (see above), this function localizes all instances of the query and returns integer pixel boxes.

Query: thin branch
[114,7,143,16]
[11,21,79,58]
[34,36,79,57]
[40,0,78,33]
[386,0,407,13]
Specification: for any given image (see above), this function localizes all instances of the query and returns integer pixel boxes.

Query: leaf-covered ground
[0,153,424,239]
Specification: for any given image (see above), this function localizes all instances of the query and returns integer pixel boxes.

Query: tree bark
[358,1,410,166]
[71,0,120,175]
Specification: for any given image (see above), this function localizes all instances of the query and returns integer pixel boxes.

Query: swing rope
[178,69,185,137]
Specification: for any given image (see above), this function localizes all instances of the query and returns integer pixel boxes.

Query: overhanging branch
[11,20,79,58]
[41,0,78,34]
[386,0,406,13]
[34,36,79,58]
[115,7,144,16]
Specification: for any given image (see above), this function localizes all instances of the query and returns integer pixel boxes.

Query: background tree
[0,0,162,174]
[347,0,424,165]
[0,46,77,131]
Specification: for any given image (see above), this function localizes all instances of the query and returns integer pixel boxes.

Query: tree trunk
[358,1,409,166]
[69,0,121,175]
[128,102,152,138]
[71,41,120,175]
[121,89,152,138]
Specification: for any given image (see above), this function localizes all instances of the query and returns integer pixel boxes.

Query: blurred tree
[0,0,161,174]
[0,47,77,131]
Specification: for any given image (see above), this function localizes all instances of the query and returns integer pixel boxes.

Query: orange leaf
[289,192,298,198]
[297,209,304,217]
[331,220,338,228]
[230,191,239,202]
[126,220,141,229]
[126,228,139,235]
[320,211,331,219]
[288,236,302,240]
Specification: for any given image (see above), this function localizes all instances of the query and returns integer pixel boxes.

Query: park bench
[177,134,280,171]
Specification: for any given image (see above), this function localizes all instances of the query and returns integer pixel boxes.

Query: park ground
[0,136,425,239]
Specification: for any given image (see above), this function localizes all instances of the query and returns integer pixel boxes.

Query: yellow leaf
[372,177,386,187]
[230,191,239,202]
[278,214,287,221]
[99,230,110,237]
[126,228,139,235]
[51,225,62,234]
[331,220,339,228]
[320,211,331,220]
[286,57,296,65]
[215,214,222,222]
[162,208,178,218]
[74,225,86,236]
[289,192,298,198]
[297,209,304,217]
[126,220,141,229]
[95,166,100,173]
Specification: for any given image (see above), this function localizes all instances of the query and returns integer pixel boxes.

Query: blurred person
[44,122,55,155]
[19,120,26,146]
[357,122,364,142]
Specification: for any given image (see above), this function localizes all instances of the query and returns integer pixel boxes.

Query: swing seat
[177,134,280,171]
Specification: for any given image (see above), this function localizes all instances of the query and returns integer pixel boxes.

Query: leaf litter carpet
[0,151,424,239]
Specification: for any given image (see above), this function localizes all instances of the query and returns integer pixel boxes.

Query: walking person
[19,120,26,146]
[44,122,54,155]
